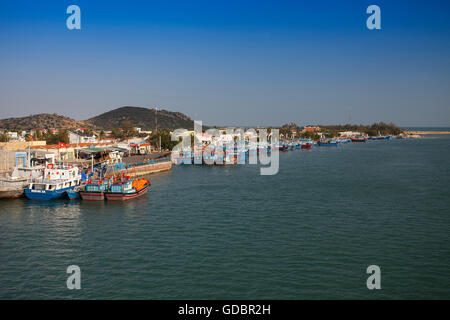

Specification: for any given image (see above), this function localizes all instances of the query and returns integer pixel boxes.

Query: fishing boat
[368,131,391,140]
[351,136,366,142]
[301,143,312,149]
[67,186,81,200]
[104,176,150,201]
[317,139,340,147]
[66,171,88,200]
[0,165,44,199]
[276,144,288,151]
[24,164,81,200]
[79,177,111,200]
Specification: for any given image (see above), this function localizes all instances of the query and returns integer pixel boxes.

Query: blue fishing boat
[66,171,87,200]
[317,139,340,147]
[79,177,111,200]
[25,164,81,200]
[67,187,81,200]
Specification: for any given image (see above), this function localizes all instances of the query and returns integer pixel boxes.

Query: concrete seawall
[107,160,172,178]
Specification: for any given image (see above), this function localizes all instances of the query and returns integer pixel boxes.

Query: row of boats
[1,134,396,199]
[0,162,150,201]
[317,135,397,146]
[173,140,314,165]
[173,134,397,164]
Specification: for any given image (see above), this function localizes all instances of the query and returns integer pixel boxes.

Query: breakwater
[106,159,172,178]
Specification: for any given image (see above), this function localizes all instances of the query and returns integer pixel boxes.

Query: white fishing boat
[0,165,44,199]
[25,164,81,200]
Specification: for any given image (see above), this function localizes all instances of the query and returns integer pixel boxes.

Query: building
[302,126,321,133]
[135,128,152,135]
[129,142,152,154]
[339,131,364,137]
[69,131,98,144]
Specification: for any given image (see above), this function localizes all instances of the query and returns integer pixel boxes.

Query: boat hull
[25,186,74,201]
[79,191,105,201]
[317,142,339,146]
[301,143,312,149]
[67,190,80,200]
[104,183,150,201]
[0,188,24,198]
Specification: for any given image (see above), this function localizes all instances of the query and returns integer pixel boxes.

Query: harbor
[0,126,414,201]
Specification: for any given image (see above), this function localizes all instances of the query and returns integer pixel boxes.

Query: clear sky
[0,0,449,127]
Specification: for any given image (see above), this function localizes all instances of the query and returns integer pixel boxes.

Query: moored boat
[67,186,81,200]
[0,165,44,199]
[104,177,150,201]
[317,139,340,147]
[351,137,367,142]
[301,143,312,149]
[79,178,111,200]
[0,182,27,198]
[24,164,81,200]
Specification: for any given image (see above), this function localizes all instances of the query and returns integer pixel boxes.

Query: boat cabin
[28,165,81,191]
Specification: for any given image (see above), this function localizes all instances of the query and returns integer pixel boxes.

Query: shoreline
[406,131,450,135]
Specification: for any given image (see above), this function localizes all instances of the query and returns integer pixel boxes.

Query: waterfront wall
[0,141,46,151]
[0,151,18,173]
[106,160,172,178]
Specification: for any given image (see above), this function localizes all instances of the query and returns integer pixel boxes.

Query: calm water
[1,137,449,299]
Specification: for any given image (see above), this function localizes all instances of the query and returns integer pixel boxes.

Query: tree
[122,121,136,138]
[111,128,123,139]
[0,132,9,142]
[148,129,179,150]
[43,130,69,145]
[84,128,94,136]
[301,131,320,140]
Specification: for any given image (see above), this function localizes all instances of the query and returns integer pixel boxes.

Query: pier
[105,154,173,178]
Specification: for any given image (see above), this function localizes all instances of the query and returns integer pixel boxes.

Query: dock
[106,153,173,178]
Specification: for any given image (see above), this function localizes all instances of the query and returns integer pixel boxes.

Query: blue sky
[0,0,449,127]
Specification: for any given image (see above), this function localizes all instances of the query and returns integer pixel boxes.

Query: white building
[69,131,98,144]
[339,131,364,137]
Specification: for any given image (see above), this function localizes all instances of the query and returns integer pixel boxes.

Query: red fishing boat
[350,137,367,142]
[301,143,312,149]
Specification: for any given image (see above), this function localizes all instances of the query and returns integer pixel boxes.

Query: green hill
[0,113,91,130]
[86,106,194,130]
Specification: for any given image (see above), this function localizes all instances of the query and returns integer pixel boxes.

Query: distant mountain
[85,106,194,130]
[0,107,195,131]
[0,113,91,130]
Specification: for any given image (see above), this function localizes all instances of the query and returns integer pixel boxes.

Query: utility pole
[155,107,158,132]
[155,107,160,151]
